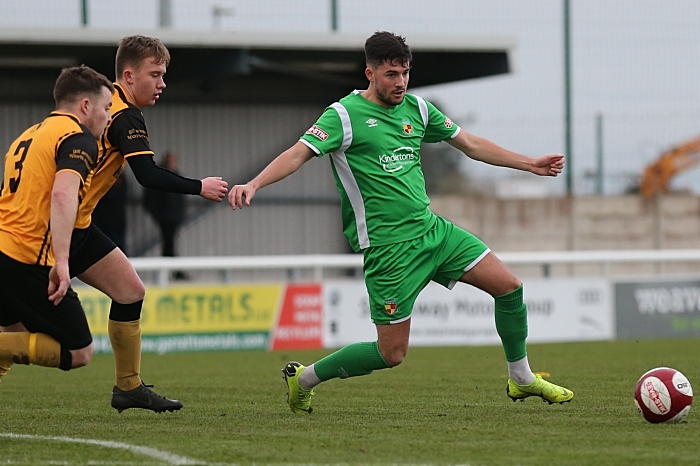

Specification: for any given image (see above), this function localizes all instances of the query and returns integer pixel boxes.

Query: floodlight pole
[80,0,88,26]
[330,0,338,32]
[159,0,173,28]
[563,0,576,257]
[596,113,604,195]
[564,0,573,195]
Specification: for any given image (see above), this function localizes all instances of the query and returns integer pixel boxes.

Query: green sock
[314,341,390,381]
[494,285,528,362]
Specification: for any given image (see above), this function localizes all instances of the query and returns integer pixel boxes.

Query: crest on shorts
[384,299,397,315]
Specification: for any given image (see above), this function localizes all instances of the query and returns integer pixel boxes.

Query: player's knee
[129,278,146,302]
[504,276,522,294]
[381,346,408,367]
[70,343,94,368]
[0,322,28,332]
[116,279,146,304]
[494,273,522,297]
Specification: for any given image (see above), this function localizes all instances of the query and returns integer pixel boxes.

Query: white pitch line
[0,433,205,465]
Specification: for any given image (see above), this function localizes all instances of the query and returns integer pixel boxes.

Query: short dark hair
[53,65,114,107]
[365,31,412,68]
[115,35,171,77]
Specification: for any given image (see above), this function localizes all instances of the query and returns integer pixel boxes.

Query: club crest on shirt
[384,299,397,315]
[306,125,329,141]
[401,120,412,134]
[444,117,454,129]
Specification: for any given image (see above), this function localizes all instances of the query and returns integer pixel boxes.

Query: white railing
[132,254,362,286]
[130,249,700,287]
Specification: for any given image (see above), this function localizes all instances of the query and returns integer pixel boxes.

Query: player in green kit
[228,31,574,414]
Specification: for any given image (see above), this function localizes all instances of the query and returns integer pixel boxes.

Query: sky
[1,0,699,195]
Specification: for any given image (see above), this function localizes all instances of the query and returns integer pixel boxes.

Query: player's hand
[48,259,71,306]
[532,154,565,177]
[228,184,256,210]
[200,177,228,202]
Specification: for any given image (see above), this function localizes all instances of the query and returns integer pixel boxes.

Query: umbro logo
[366,118,378,127]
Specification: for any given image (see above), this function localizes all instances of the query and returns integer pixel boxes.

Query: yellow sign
[77,284,282,335]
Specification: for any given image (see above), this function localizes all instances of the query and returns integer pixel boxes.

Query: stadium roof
[0,28,514,104]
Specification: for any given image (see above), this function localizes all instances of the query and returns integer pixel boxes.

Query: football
[634,367,693,424]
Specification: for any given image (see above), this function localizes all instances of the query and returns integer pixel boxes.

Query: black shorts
[69,224,117,277]
[0,250,92,350]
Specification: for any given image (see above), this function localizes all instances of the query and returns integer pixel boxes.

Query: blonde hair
[115,35,171,77]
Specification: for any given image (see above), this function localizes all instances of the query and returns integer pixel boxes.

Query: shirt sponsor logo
[366,118,378,127]
[384,299,397,315]
[305,125,329,141]
[127,128,148,140]
[402,119,412,134]
[378,146,417,173]
[444,118,453,129]
[69,149,94,171]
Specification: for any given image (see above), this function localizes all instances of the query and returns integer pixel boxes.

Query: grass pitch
[0,338,698,465]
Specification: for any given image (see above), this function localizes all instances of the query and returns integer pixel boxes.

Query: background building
[1,0,699,260]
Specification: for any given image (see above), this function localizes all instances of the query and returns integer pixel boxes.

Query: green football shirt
[300,91,460,251]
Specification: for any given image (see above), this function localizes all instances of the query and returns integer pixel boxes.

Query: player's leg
[287,319,405,393]
[458,252,573,404]
[282,331,395,415]
[429,217,572,404]
[0,322,25,380]
[0,332,92,369]
[72,226,182,413]
[78,247,145,390]
[73,230,145,391]
[78,248,182,413]
[283,239,427,414]
[458,252,528,369]
[283,330,398,415]
[0,251,93,373]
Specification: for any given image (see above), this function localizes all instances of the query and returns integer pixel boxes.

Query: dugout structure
[0,28,513,104]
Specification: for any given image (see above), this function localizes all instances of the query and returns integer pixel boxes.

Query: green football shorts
[362,216,490,325]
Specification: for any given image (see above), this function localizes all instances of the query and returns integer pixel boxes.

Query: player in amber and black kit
[66,35,228,413]
[0,66,112,380]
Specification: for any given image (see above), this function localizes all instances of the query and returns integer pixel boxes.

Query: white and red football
[634,367,693,424]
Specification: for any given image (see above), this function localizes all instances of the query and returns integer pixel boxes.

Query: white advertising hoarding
[323,278,612,348]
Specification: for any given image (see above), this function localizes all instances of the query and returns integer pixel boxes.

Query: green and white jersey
[300,91,460,251]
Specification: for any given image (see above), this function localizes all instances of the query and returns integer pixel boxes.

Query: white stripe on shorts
[447,247,491,290]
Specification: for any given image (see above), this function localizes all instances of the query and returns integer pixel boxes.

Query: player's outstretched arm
[128,154,228,200]
[448,129,565,177]
[199,177,228,202]
[229,142,314,210]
